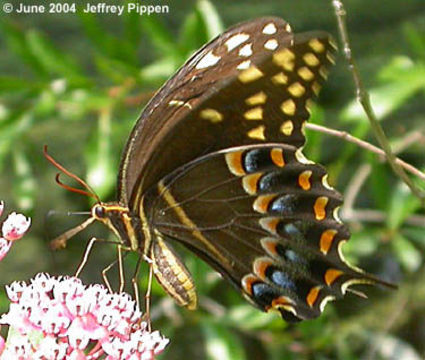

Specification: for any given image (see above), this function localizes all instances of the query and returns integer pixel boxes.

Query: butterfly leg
[101,247,130,293]
[131,254,143,309]
[75,236,121,278]
[117,244,125,293]
[144,258,155,331]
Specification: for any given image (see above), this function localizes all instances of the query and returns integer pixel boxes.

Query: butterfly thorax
[92,202,144,252]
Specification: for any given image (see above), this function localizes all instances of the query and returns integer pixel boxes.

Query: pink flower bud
[0,238,12,261]
[2,212,31,241]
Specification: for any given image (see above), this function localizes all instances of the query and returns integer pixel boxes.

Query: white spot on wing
[239,43,253,57]
[195,51,221,69]
[264,39,278,50]
[262,23,277,34]
[319,296,336,312]
[225,33,249,52]
[237,60,251,70]
[295,149,314,164]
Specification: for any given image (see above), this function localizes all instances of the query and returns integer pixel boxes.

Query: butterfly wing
[118,17,336,206]
[143,145,379,322]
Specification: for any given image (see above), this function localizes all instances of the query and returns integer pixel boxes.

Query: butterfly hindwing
[143,145,372,321]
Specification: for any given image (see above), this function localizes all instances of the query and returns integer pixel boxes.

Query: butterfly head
[44,146,141,252]
[90,202,140,251]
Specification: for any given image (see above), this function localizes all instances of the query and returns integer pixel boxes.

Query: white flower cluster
[0,273,169,360]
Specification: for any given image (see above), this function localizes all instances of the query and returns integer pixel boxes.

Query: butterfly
[46,17,393,323]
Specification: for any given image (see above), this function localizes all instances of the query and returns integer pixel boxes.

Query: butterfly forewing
[118,17,336,207]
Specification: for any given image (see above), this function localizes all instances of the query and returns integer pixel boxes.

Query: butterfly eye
[94,205,106,219]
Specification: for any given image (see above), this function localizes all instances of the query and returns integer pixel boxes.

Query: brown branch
[305,123,425,181]
[341,209,425,228]
[341,164,372,217]
[331,0,425,204]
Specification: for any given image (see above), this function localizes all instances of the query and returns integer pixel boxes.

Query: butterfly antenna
[43,145,100,202]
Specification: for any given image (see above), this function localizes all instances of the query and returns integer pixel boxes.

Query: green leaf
[202,322,246,360]
[341,79,424,123]
[94,55,140,83]
[33,89,57,116]
[85,110,116,198]
[122,1,143,64]
[402,23,425,61]
[227,305,282,331]
[392,234,422,272]
[187,256,219,294]
[78,12,116,55]
[179,12,209,54]
[0,112,33,171]
[179,0,223,54]
[12,149,36,211]
[140,16,179,56]
[196,0,224,39]
[26,30,83,78]
[377,55,416,82]
[368,156,391,210]
[139,57,180,83]
[303,105,324,163]
[341,57,425,124]
[0,21,47,76]
[387,182,421,231]
[346,230,380,258]
[403,227,425,247]
[59,89,111,119]
[78,12,136,62]
[0,76,39,95]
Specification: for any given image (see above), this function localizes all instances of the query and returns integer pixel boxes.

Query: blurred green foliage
[0,0,424,359]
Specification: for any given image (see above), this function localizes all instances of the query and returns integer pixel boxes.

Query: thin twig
[331,0,425,204]
[392,131,424,154]
[306,123,425,181]
[341,209,425,228]
[341,164,372,217]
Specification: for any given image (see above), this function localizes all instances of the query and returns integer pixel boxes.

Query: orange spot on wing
[306,286,321,307]
[261,238,279,257]
[241,274,259,296]
[271,148,285,167]
[253,194,277,214]
[319,229,337,254]
[314,196,328,220]
[272,295,294,307]
[225,151,246,176]
[298,170,312,190]
[259,217,281,235]
[242,173,263,195]
[324,269,344,286]
[253,258,274,279]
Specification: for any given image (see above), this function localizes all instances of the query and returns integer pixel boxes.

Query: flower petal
[0,238,12,261]
[2,212,31,241]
